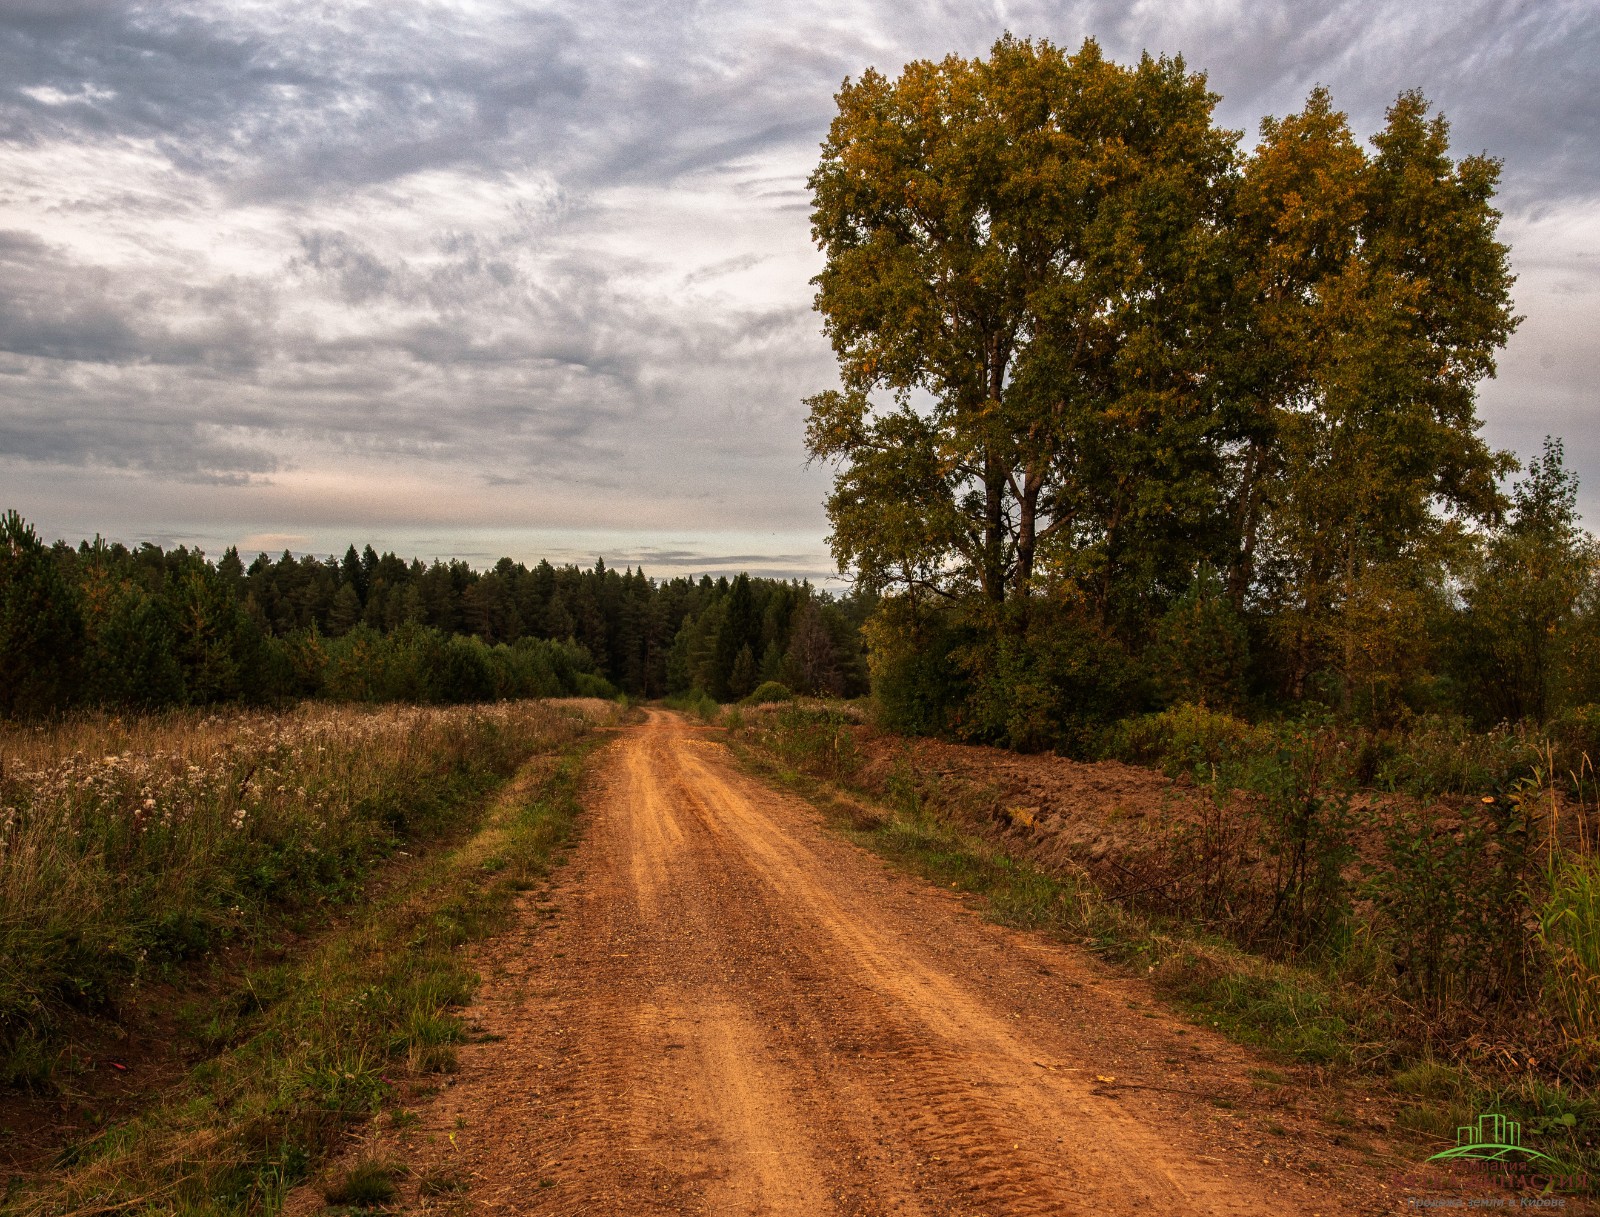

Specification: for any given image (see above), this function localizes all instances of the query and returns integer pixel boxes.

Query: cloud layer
[1,0,1596,573]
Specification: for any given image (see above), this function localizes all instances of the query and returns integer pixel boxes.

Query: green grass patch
[322,1157,401,1207]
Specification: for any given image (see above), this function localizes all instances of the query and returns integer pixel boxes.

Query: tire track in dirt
[425,711,1403,1215]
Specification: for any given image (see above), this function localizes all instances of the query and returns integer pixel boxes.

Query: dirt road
[426,711,1404,1214]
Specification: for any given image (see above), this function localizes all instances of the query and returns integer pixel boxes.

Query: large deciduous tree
[1233,89,1517,705]
[807,37,1518,722]
[806,35,1238,615]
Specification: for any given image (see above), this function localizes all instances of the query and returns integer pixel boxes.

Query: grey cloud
[2,2,590,202]
[294,232,394,304]
[682,253,772,287]
[0,383,281,482]
[620,550,821,568]
[0,232,276,370]
[0,0,1595,552]
[7,2,1593,199]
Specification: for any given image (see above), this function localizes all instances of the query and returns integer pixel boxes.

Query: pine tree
[0,511,84,716]
[786,599,842,696]
[341,544,368,604]
[729,644,758,700]
[328,583,363,636]
[711,574,756,700]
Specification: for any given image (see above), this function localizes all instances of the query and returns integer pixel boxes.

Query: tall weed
[1361,794,1538,1020]
[754,704,860,781]
[0,701,588,1084]
[1242,728,1355,958]
[1538,853,1600,1062]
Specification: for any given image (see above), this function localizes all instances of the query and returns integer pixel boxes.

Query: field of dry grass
[0,699,612,1214]
[0,701,598,1087]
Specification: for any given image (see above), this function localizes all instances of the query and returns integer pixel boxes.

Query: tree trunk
[983,449,1006,603]
[981,334,1011,604]
[1228,442,1264,611]
[1014,463,1043,599]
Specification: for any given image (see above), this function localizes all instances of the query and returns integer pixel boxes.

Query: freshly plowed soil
[407,710,1420,1215]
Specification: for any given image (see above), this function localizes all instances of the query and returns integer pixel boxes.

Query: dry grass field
[0,698,613,1214]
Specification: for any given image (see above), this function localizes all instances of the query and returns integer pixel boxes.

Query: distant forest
[0,511,872,716]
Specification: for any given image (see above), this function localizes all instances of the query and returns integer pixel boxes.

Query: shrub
[314,627,607,704]
[862,597,968,735]
[953,595,1140,754]
[1362,792,1538,1015]
[1371,715,1543,797]
[1538,852,1600,1062]
[742,680,793,705]
[572,671,619,699]
[664,688,720,722]
[1235,726,1355,958]
[1101,703,1260,777]
[759,704,860,780]
[323,1158,400,1207]
[1146,565,1250,710]
[1549,704,1600,776]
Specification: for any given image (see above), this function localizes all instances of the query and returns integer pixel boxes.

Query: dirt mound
[845,729,1226,904]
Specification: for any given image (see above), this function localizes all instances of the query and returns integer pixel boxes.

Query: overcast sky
[0,0,1595,580]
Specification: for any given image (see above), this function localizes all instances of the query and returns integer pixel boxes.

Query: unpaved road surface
[427,711,1408,1215]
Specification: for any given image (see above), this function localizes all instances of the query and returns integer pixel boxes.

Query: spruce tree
[0,511,84,716]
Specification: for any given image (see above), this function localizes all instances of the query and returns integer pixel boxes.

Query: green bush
[1549,704,1600,773]
[953,596,1141,754]
[1146,565,1250,711]
[1370,715,1543,797]
[1233,726,1355,958]
[862,598,968,735]
[742,680,793,705]
[314,626,606,705]
[572,671,618,699]
[1362,793,1538,1014]
[1100,703,1261,777]
[757,704,860,780]
[664,688,720,721]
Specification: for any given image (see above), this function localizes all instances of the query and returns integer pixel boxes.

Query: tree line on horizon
[0,512,871,717]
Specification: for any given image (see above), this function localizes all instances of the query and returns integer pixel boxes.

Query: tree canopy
[808,36,1240,610]
[806,35,1545,742]
[807,37,1516,638]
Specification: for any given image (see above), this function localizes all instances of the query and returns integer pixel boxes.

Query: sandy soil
[402,710,1423,1216]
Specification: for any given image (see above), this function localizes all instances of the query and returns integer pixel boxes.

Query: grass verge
[3,728,602,1216]
[727,732,1600,1193]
